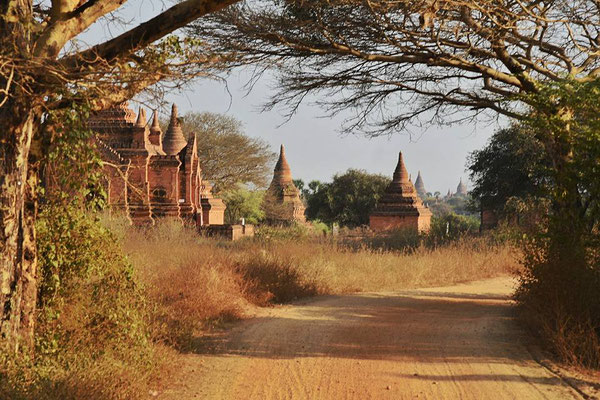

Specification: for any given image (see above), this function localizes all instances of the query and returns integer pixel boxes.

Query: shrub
[117,219,247,349]
[235,251,320,304]
[516,234,600,368]
[0,205,160,400]
[427,213,480,245]
[254,223,311,241]
[362,228,421,252]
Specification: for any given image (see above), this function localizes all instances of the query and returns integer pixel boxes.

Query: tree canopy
[194,0,600,134]
[221,186,265,224]
[166,111,276,192]
[467,125,550,214]
[304,169,390,227]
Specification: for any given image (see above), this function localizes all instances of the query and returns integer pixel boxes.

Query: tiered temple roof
[369,152,431,232]
[264,145,306,223]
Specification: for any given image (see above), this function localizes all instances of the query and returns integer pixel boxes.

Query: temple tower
[414,170,427,199]
[90,102,226,226]
[456,178,468,196]
[148,111,163,148]
[147,104,184,219]
[89,102,153,223]
[369,152,432,233]
[263,145,306,224]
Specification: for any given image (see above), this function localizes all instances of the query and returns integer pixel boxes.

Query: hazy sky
[167,73,497,195]
[84,2,503,195]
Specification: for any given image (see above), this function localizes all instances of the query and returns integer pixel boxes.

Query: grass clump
[235,251,321,304]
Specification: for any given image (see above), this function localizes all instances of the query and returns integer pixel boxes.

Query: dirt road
[161,277,595,399]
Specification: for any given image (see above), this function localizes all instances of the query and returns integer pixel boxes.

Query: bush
[426,213,480,246]
[516,234,600,368]
[362,228,421,252]
[235,252,320,304]
[0,205,161,400]
[254,223,311,241]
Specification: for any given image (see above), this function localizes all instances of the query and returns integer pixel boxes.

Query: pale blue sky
[82,1,502,194]
[167,73,497,194]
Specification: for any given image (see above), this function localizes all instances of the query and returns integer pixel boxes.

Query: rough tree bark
[0,107,38,353]
[0,0,39,353]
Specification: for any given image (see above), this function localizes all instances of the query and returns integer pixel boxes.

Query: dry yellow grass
[3,216,518,400]
[114,218,521,348]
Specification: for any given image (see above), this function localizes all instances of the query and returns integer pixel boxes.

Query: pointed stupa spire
[150,110,161,133]
[147,110,163,148]
[162,103,187,155]
[273,144,293,183]
[135,107,147,127]
[414,170,427,198]
[265,144,306,223]
[392,152,410,183]
[456,178,468,196]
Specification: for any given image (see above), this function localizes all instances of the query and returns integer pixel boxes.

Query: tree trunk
[542,122,587,271]
[0,108,38,353]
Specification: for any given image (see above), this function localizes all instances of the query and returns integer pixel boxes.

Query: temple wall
[480,209,498,231]
[124,156,152,223]
[201,198,226,225]
[199,224,255,241]
[369,215,420,232]
[104,166,127,207]
[147,160,181,218]
[417,215,431,233]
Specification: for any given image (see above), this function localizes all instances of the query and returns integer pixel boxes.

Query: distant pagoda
[456,178,468,196]
[263,145,306,224]
[414,170,427,198]
[369,152,432,233]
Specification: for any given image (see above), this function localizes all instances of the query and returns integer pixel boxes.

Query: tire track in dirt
[160,277,595,400]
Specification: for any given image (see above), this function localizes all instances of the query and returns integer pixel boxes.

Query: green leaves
[304,169,390,227]
[42,105,107,211]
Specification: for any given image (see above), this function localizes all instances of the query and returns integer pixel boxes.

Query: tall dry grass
[111,217,520,350]
[4,215,517,399]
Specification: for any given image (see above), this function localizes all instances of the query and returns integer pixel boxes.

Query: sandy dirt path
[160,277,594,400]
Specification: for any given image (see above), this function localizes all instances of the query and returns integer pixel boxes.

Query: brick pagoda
[369,152,432,233]
[263,145,306,224]
[89,102,225,226]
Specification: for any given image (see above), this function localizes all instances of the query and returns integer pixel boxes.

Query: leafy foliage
[304,169,390,227]
[467,125,550,214]
[514,80,600,368]
[176,112,276,192]
[0,108,160,399]
[221,186,265,225]
[427,214,480,246]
